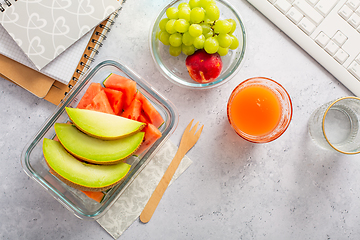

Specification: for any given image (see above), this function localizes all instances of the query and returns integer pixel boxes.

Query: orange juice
[228,85,281,136]
[227,77,292,143]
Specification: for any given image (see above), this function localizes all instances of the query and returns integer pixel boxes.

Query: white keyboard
[246,0,360,96]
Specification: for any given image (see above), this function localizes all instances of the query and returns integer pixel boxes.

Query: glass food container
[21,59,178,220]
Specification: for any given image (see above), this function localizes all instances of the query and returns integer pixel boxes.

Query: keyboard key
[275,0,292,13]
[287,7,304,24]
[306,0,319,6]
[268,0,277,4]
[356,6,360,15]
[348,12,360,28]
[348,61,360,80]
[315,31,330,47]
[339,5,353,20]
[332,31,348,46]
[346,0,360,11]
[298,17,316,34]
[286,0,295,3]
[293,0,324,25]
[315,0,339,16]
[334,49,349,64]
[356,54,360,64]
[325,40,340,56]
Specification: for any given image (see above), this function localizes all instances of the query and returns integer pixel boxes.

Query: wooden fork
[140,119,203,223]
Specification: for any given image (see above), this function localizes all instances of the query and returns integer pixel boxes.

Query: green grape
[204,36,219,54]
[174,19,190,33]
[159,1,237,58]
[159,18,169,31]
[182,44,195,55]
[188,24,202,37]
[165,19,177,34]
[178,7,191,21]
[200,0,215,9]
[178,3,190,10]
[169,45,182,56]
[169,32,183,47]
[214,20,232,34]
[159,31,170,45]
[217,46,229,56]
[189,0,201,9]
[166,7,179,19]
[204,29,214,39]
[200,23,211,34]
[203,17,215,24]
[229,34,240,49]
[205,4,220,21]
[190,7,205,23]
[193,34,205,49]
[217,33,232,48]
[182,32,195,46]
[227,19,237,34]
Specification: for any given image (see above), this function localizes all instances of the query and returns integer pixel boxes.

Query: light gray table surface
[1,0,360,239]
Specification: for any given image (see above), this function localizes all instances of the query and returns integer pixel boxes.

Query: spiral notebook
[0,0,122,71]
[0,1,122,103]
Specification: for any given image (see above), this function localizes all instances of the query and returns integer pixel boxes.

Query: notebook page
[42,31,93,85]
[0,24,92,85]
[0,0,121,70]
[0,23,33,68]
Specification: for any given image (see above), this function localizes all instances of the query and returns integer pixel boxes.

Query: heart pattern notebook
[0,0,122,70]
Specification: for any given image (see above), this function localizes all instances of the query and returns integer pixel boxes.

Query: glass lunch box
[21,59,178,220]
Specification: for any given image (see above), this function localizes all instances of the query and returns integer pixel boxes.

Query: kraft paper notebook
[0,1,122,103]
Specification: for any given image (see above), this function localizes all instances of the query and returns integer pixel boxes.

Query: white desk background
[1,0,359,239]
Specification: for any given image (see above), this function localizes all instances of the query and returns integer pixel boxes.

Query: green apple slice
[55,123,145,164]
[66,107,145,140]
[43,139,131,191]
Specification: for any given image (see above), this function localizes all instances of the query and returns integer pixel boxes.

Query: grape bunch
[157,0,240,57]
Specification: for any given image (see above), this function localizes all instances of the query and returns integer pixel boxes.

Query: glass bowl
[20,59,178,220]
[150,0,246,89]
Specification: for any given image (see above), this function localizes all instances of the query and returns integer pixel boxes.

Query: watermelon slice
[104,88,124,115]
[77,83,103,109]
[103,74,137,109]
[85,90,115,115]
[75,74,165,156]
[134,92,164,128]
[121,99,142,120]
[136,123,162,155]
[138,113,150,124]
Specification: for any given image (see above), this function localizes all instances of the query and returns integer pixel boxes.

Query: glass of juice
[227,77,292,143]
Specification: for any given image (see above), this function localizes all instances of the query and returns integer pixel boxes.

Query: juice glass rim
[321,96,360,154]
[227,77,293,143]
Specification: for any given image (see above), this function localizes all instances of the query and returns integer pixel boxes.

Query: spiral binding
[95,32,107,40]
[91,39,103,47]
[0,0,16,12]
[84,54,95,62]
[87,46,99,54]
[80,61,91,70]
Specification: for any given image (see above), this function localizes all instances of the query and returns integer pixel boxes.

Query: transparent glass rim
[322,96,360,154]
